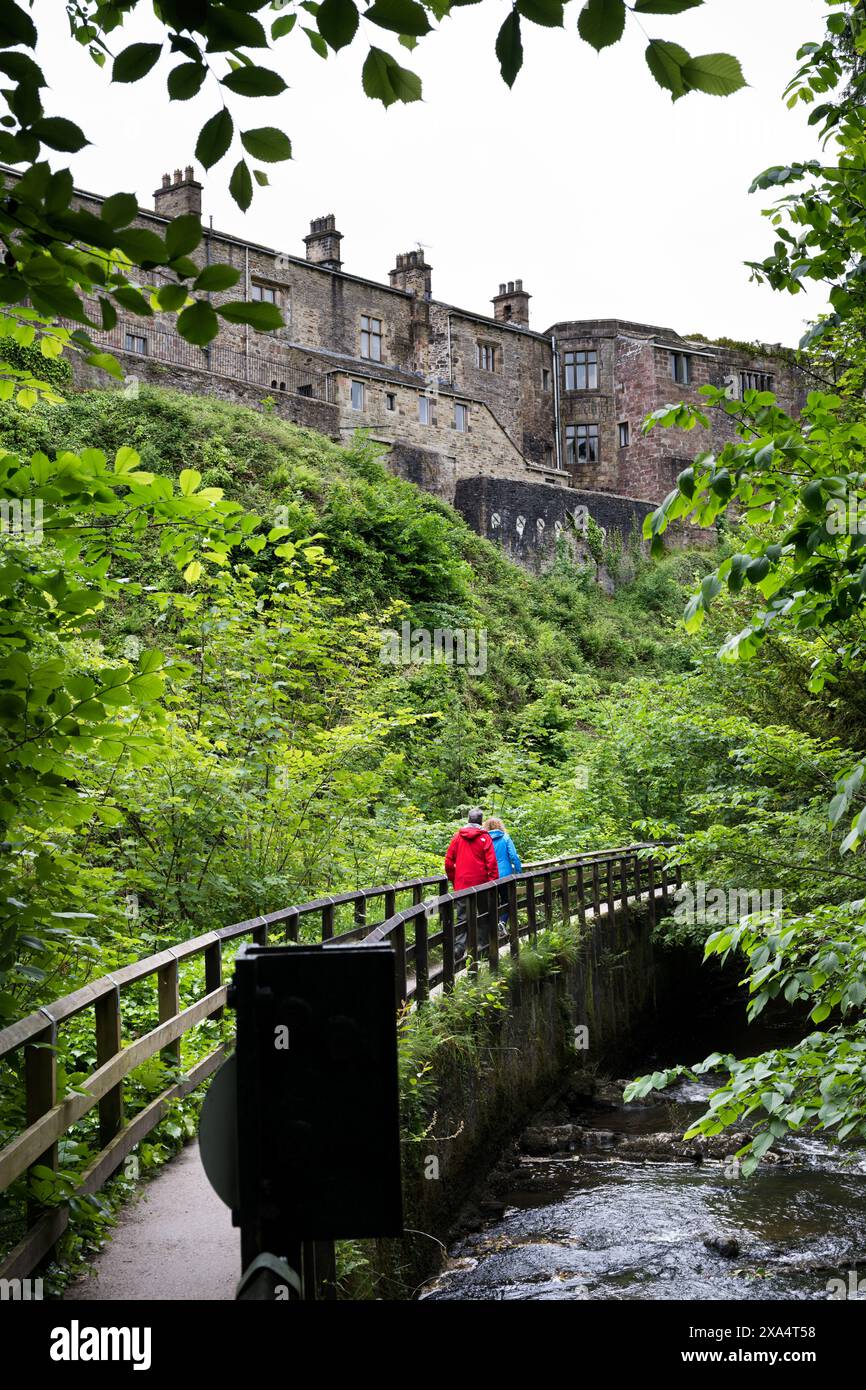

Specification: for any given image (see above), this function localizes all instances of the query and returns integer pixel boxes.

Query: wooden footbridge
[0,842,676,1293]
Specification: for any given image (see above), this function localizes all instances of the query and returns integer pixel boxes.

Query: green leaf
[193,264,242,292]
[222,66,288,97]
[165,214,202,259]
[241,127,292,163]
[176,299,220,347]
[229,159,253,212]
[517,0,563,23]
[366,0,432,36]
[317,0,359,50]
[195,109,234,170]
[30,117,89,152]
[361,47,423,106]
[645,39,691,99]
[577,0,625,52]
[101,193,138,229]
[634,0,702,11]
[272,14,298,39]
[217,300,283,330]
[495,11,523,88]
[179,468,202,496]
[112,43,162,83]
[156,283,189,312]
[681,53,747,98]
[0,0,37,48]
[167,62,207,101]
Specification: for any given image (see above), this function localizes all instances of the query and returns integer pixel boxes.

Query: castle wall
[11,165,813,517]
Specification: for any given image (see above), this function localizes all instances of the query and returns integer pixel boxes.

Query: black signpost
[201,941,403,1300]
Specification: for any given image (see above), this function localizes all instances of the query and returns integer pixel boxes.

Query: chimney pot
[162,173,170,188]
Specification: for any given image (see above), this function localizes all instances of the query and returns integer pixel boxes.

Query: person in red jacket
[444,808,499,958]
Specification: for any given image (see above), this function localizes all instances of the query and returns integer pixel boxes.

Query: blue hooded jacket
[488,828,522,879]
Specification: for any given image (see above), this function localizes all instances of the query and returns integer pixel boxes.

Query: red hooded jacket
[444,825,499,891]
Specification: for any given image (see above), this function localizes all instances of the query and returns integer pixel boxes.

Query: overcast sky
[35,0,828,344]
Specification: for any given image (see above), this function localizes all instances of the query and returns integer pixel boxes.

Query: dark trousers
[455,886,494,958]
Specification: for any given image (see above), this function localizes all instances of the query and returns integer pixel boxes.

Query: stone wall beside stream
[365,894,668,1299]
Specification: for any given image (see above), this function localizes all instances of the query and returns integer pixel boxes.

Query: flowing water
[420,994,866,1302]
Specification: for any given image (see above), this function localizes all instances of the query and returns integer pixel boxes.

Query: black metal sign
[228,942,403,1260]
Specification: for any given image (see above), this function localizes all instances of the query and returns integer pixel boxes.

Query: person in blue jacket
[483,817,522,931]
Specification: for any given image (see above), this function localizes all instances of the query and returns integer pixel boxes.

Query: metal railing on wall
[0,842,678,1282]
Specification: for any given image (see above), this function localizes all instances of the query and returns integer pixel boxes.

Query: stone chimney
[304,214,343,270]
[389,249,432,300]
[153,165,202,219]
[492,279,530,327]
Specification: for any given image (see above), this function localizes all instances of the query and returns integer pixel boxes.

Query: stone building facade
[23,163,818,564]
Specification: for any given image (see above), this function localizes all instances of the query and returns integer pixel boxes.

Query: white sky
[35,0,829,344]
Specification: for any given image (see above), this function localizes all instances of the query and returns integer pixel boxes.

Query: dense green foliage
[628,0,866,1166]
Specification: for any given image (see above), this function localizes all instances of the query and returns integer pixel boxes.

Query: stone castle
[63,164,814,565]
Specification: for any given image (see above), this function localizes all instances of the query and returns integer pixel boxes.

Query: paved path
[65,1141,237,1301]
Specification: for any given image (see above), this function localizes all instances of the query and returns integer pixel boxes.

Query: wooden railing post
[392,917,408,1008]
[205,939,223,1021]
[25,1013,57,1214]
[647,859,656,927]
[576,863,587,929]
[441,897,456,992]
[592,861,601,919]
[507,878,519,957]
[560,866,570,925]
[620,856,629,918]
[414,909,429,1005]
[543,873,553,927]
[467,893,479,976]
[353,895,366,931]
[526,876,538,944]
[487,886,499,971]
[321,900,334,941]
[606,859,616,922]
[158,953,180,1069]
[634,854,642,903]
[95,986,124,1148]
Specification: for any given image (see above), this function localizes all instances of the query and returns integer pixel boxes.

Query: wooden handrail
[0,842,679,1281]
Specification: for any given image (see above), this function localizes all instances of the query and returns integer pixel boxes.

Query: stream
[420,990,866,1302]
